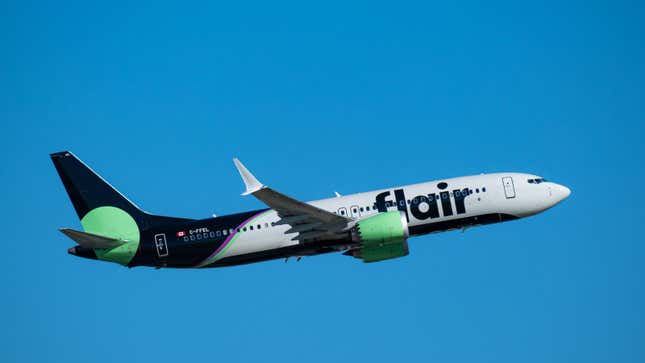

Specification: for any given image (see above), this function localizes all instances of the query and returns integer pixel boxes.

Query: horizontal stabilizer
[59,228,126,249]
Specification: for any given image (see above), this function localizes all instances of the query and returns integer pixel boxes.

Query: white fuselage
[217,173,571,260]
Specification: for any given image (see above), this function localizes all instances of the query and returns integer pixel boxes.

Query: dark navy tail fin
[50,151,146,221]
[51,151,193,228]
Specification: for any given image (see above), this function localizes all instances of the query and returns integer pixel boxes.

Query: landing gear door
[502,177,516,199]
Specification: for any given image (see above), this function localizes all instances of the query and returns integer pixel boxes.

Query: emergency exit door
[502,177,516,199]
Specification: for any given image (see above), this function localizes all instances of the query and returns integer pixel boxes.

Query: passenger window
[249,225,253,231]
[223,230,228,236]
[340,210,345,215]
[476,188,480,193]
[264,223,269,228]
[190,235,195,241]
[360,207,364,212]
[257,224,261,230]
[197,234,202,240]
[366,206,370,211]
[216,231,222,237]
[482,187,487,192]
[183,236,189,242]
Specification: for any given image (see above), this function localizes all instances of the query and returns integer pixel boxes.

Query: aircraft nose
[553,183,571,202]
[562,185,571,199]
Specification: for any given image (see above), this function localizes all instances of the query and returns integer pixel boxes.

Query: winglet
[233,158,264,196]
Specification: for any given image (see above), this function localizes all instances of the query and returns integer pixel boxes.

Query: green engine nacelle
[350,211,410,263]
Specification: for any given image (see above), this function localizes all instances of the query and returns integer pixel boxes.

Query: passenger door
[502,177,516,199]
[154,233,169,257]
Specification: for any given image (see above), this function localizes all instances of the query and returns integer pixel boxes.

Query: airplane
[52,151,570,268]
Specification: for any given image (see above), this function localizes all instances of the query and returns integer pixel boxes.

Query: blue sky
[2,1,644,362]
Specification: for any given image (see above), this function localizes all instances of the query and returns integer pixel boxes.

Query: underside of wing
[233,158,352,242]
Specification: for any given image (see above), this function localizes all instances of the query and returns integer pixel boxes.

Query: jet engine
[345,211,410,262]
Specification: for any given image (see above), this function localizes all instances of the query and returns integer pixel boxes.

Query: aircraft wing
[233,159,352,242]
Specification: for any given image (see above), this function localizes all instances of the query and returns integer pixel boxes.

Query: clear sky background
[2,1,644,362]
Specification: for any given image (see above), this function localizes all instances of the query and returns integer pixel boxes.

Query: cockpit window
[528,178,548,184]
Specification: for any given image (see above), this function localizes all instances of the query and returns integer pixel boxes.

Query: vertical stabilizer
[50,151,146,222]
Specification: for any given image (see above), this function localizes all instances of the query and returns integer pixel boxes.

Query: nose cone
[553,183,571,203]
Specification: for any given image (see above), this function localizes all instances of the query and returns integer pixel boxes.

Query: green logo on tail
[80,206,141,265]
